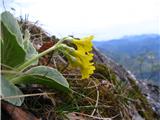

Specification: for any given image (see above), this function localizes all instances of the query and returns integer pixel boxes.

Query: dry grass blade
[91,80,100,116]
[1,92,55,100]
[70,112,120,120]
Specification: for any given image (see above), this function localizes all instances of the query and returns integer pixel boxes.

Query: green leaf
[23,29,38,64]
[1,11,23,46]
[1,22,26,67]
[1,75,24,106]
[12,66,70,92]
[1,11,38,67]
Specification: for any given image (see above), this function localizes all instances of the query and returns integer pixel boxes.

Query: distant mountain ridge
[94,34,160,84]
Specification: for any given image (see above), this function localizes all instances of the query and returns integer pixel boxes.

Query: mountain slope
[94,34,160,84]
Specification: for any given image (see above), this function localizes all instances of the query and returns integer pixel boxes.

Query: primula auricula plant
[1,11,95,106]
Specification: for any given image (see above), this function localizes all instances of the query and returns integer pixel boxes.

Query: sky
[0,0,159,41]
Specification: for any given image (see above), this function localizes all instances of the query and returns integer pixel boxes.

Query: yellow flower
[70,35,95,79]
[58,35,95,79]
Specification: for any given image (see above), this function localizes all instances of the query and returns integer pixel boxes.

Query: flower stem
[17,39,65,71]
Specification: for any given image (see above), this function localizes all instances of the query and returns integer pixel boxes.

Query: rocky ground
[93,47,160,119]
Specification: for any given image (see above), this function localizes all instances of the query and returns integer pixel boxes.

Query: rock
[138,80,160,116]
[1,100,40,120]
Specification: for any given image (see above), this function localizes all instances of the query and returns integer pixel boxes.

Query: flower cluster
[71,36,95,79]
[59,36,95,79]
